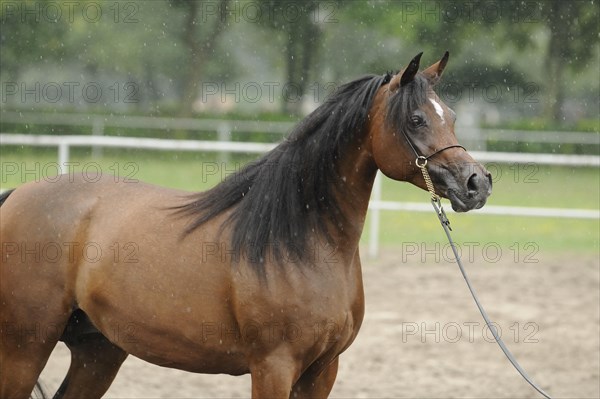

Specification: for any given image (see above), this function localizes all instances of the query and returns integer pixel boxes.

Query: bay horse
[0,52,491,398]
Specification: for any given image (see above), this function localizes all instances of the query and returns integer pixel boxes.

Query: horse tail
[0,188,15,207]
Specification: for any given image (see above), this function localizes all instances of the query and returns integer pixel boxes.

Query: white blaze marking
[429,98,445,125]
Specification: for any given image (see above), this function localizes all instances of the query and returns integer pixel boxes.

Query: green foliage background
[1,0,598,126]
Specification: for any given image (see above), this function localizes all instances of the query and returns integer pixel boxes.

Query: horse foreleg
[249,350,300,399]
[53,333,127,399]
[290,357,339,399]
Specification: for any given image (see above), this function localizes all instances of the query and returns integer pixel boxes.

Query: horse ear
[423,51,449,85]
[389,52,423,92]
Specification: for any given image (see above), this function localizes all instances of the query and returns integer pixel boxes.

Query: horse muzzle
[445,168,493,212]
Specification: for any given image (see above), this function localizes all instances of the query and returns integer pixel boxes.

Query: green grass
[364,209,598,253]
[1,147,598,254]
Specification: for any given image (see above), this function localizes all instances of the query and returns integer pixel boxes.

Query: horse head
[371,52,492,211]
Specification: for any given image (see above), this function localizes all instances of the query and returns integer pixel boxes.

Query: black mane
[174,72,429,273]
[386,74,430,139]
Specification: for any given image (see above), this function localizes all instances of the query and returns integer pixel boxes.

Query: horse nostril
[486,172,493,188]
[467,173,479,196]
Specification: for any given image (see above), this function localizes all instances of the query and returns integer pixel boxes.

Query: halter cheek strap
[400,128,466,164]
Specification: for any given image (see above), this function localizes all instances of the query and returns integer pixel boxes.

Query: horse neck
[329,127,379,252]
[328,85,395,253]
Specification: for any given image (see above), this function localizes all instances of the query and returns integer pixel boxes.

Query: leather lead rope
[416,160,552,399]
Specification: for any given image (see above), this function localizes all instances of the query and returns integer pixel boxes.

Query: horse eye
[410,115,425,127]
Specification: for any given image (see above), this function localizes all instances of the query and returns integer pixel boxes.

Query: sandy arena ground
[38,250,599,398]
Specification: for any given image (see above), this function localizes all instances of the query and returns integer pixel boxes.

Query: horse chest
[238,260,365,361]
[309,281,365,354]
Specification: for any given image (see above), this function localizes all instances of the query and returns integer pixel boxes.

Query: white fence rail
[461,127,599,145]
[1,133,599,258]
[2,133,599,168]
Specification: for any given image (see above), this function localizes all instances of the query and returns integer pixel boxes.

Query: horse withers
[0,52,491,398]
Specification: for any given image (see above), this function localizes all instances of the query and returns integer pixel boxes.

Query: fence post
[58,141,70,174]
[456,103,484,151]
[92,117,104,158]
[217,122,231,165]
[368,171,383,258]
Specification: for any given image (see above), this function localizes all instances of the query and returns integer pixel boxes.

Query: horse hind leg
[1,187,67,397]
[53,334,127,399]
[0,323,61,399]
[0,289,70,398]
[53,312,128,399]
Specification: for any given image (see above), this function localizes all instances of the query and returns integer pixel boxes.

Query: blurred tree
[170,0,231,116]
[256,0,328,115]
[319,2,417,80]
[537,0,598,122]
[1,0,596,122]
[60,1,182,111]
[410,0,599,122]
[0,0,70,79]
